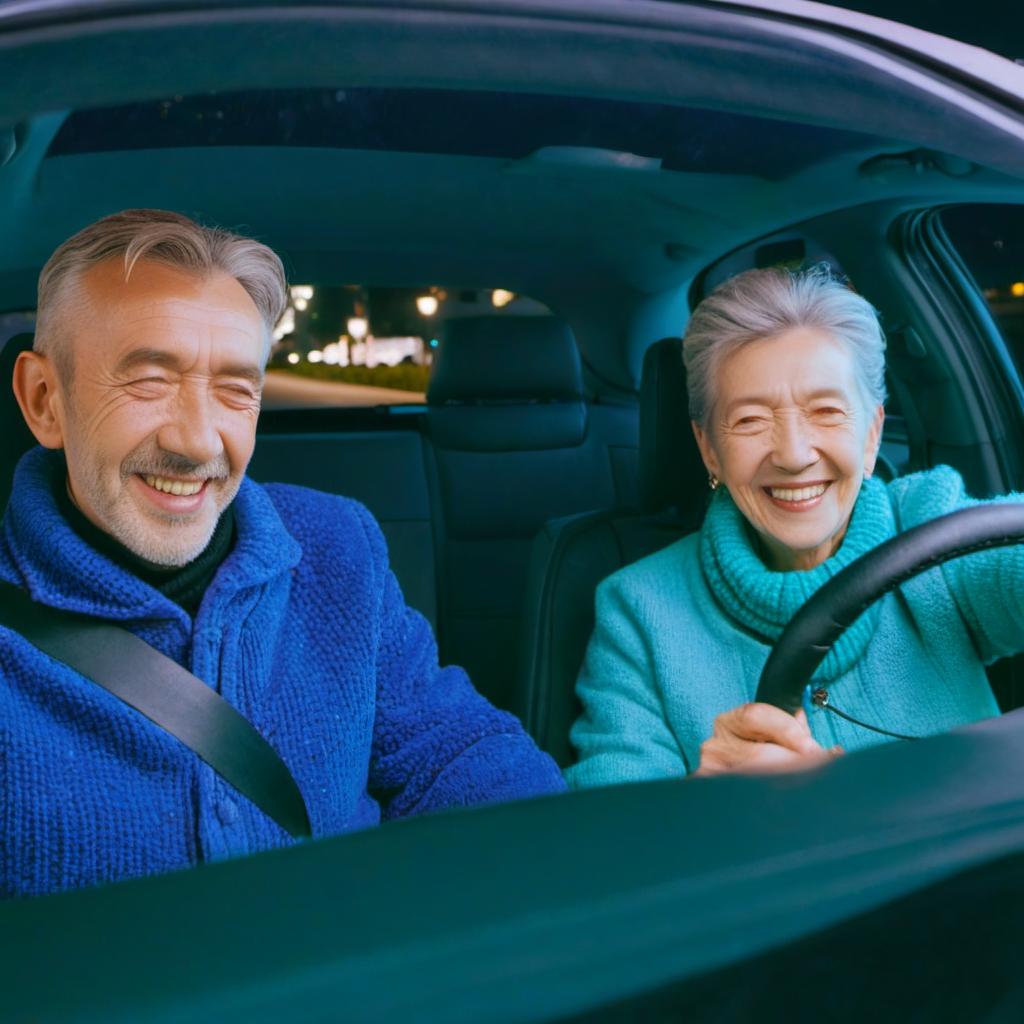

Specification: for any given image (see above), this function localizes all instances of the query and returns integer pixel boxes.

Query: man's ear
[12,350,66,449]
[863,404,885,478]
[691,419,721,479]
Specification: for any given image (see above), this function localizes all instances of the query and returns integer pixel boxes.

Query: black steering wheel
[755,503,1024,714]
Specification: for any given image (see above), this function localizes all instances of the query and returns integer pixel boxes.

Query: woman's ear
[12,350,66,449]
[692,420,721,479]
[862,404,885,478]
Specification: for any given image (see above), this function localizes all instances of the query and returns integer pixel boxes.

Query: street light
[416,295,439,317]
[347,316,369,340]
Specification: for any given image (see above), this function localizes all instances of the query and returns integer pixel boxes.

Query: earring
[708,474,719,491]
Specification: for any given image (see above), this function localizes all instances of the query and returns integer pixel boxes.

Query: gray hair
[35,209,288,380]
[683,265,887,425]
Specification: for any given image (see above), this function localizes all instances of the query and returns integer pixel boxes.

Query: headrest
[638,336,708,516]
[427,316,583,405]
[426,316,587,452]
[0,333,40,513]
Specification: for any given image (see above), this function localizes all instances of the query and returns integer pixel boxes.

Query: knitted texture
[568,467,1023,789]
[699,476,894,680]
[1,447,564,899]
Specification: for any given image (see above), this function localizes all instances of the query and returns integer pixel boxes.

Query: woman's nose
[771,413,817,472]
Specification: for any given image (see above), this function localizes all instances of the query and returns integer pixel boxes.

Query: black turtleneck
[55,481,236,617]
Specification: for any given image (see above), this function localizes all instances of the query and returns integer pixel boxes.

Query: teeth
[143,475,204,497]
[770,483,827,502]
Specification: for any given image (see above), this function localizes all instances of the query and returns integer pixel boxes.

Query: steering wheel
[755,503,1024,714]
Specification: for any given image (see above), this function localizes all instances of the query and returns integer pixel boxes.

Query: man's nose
[156,385,224,467]
[771,413,817,473]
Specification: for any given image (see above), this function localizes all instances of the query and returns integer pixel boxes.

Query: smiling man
[0,210,563,899]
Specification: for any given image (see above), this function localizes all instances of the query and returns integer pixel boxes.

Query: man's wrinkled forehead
[111,303,264,354]
[76,258,266,362]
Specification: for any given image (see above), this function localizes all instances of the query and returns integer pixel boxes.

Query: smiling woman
[688,267,886,572]
[567,266,1024,787]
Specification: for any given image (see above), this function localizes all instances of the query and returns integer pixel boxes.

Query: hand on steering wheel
[693,703,843,776]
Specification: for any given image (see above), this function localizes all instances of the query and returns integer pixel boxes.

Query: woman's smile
[763,480,831,510]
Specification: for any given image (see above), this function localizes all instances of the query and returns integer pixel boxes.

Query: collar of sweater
[699,475,894,681]
[2,446,302,624]
[54,474,236,617]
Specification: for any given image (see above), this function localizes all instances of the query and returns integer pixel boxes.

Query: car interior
[2,63,1024,761]
[2,1,1024,1018]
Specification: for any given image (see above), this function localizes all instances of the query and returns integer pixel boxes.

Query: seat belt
[0,579,311,839]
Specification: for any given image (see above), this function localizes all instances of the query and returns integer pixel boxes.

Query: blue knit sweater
[567,468,1024,788]
[1,447,564,899]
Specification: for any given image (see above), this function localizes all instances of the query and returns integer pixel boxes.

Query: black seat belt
[0,579,311,839]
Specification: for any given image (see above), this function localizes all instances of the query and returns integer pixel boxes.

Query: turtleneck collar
[54,475,236,617]
[699,475,894,680]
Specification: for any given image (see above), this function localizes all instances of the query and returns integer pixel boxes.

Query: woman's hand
[693,703,842,777]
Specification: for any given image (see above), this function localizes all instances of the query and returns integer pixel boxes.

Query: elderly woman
[567,266,1024,785]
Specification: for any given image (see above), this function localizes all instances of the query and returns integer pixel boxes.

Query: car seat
[0,334,40,513]
[517,336,709,765]
[425,314,639,713]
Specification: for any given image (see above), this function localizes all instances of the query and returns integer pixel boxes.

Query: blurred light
[429,338,439,348]
[323,342,341,365]
[416,295,439,317]
[347,316,369,340]
[273,306,296,340]
[290,285,314,301]
[308,350,323,363]
[492,289,515,308]
[294,298,308,312]
[286,352,300,365]
[1012,282,1024,297]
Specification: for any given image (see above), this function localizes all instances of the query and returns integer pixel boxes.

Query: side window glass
[694,234,845,301]
[940,204,1024,377]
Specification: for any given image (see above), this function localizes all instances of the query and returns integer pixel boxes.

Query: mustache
[121,443,231,481]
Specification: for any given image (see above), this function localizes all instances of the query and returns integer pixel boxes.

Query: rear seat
[248,414,438,627]
[250,315,639,714]
[424,315,637,712]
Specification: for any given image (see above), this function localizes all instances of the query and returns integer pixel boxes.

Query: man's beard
[67,435,236,568]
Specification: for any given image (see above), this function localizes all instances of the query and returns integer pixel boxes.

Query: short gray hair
[35,209,288,380]
[683,265,887,425]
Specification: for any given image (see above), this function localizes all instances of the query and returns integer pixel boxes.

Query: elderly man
[1,209,563,899]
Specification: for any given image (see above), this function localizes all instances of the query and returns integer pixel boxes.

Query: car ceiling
[0,0,1021,389]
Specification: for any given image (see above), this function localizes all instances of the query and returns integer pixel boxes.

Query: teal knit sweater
[567,467,1024,788]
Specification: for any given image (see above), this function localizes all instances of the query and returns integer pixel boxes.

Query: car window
[939,203,1024,377]
[693,233,847,301]
[265,285,552,409]
[48,87,892,178]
